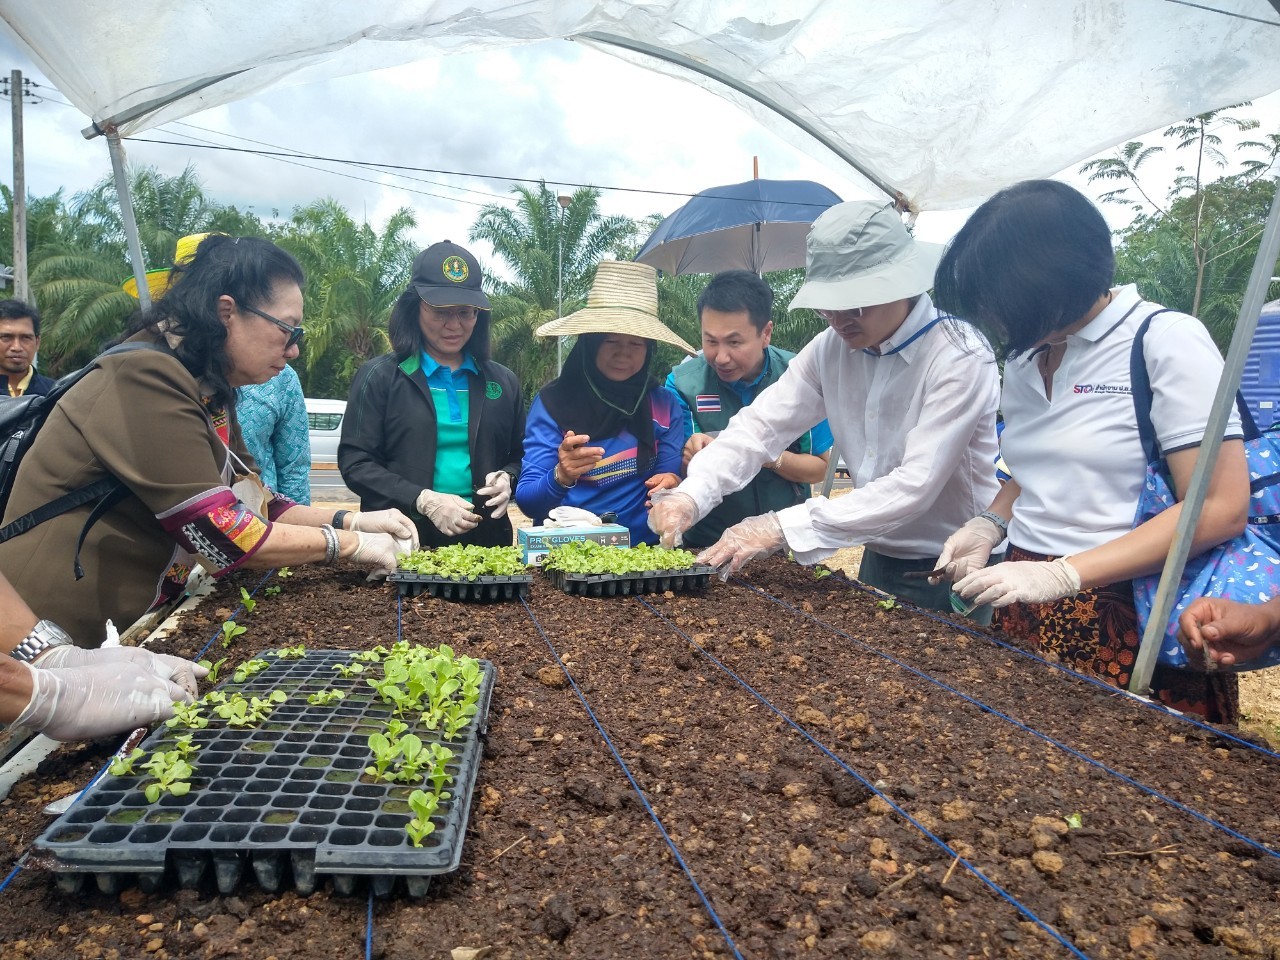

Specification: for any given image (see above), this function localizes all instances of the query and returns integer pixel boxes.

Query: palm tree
[470,182,636,398]
[276,200,418,397]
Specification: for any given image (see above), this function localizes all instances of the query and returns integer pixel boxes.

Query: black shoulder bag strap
[0,341,173,578]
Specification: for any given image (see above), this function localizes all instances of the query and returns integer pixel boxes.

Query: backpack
[0,342,170,577]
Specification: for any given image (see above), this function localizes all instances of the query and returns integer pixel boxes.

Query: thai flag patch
[695,394,721,413]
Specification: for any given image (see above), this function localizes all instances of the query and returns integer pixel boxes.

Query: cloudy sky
[2,25,1278,276]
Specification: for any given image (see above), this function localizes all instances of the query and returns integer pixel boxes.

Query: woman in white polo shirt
[931,180,1248,722]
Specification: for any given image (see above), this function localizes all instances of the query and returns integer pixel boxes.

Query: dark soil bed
[1,557,1278,959]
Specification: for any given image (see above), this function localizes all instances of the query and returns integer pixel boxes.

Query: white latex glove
[933,516,1006,583]
[14,660,190,742]
[953,557,1082,609]
[697,512,786,580]
[546,506,602,528]
[350,531,403,580]
[475,471,512,519]
[35,645,208,698]
[348,508,419,550]
[648,489,700,549]
[415,489,480,537]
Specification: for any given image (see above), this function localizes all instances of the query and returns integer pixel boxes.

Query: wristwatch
[10,619,74,663]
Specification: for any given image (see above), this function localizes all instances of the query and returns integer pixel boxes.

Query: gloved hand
[350,531,403,580]
[933,515,1006,583]
[475,471,512,519]
[953,557,1082,609]
[348,508,419,550]
[35,645,208,698]
[697,512,786,580]
[13,659,191,742]
[416,489,480,537]
[648,489,700,549]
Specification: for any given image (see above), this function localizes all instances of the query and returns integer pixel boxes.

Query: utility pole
[7,69,30,302]
[556,193,571,374]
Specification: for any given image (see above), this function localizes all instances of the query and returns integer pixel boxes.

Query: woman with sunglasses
[0,234,417,648]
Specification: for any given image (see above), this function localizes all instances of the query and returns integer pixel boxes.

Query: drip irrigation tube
[832,572,1280,763]
[637,596,1091,959]
[727,580,1279,861]
[518,598,746,960]
[194,570,278,660]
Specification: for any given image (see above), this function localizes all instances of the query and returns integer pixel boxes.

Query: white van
[305,398,347,468]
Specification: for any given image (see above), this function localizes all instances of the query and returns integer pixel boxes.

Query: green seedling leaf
[197,657,228,685]
[397,544,525,578]
[306,689,345,706]
[108,748,145,777]
[220,620,247,648]
[542,540,697,575]
[232,658,270,684]
[276,644,306,659]
[1064,812,1084,830]
[165,700,208,730]
[263,585,282,597]
[276,567,293,578]
[332,661,364,679]
[875,598,899,611]
[239,586,257,616]
[814,566,833,579]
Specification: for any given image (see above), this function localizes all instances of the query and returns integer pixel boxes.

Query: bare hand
[558,431,605,485]
[681,433,714,473]
[1178,596,1280,668]
[643,472,681,508]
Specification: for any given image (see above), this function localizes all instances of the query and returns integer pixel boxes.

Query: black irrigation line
[830,571,1280,763]
[727,577,1280,863]
[516,596,746,960]
[635,597,1092,960]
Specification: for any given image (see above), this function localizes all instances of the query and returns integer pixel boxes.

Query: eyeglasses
[239,301,305,349]
[815,307,864,322]
[422,303,479,323]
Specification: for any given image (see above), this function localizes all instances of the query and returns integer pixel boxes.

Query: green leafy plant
[276,567,294,578]
[109,747,145,777]
[1064,812,1084,830]
[333,660,364,679]
[210,690,287,727]
[875,598,899,611]
[165,700,208,730]
[239,587,257,616]
[814,566,833,579]
[171,734,198,760]
[365,732,401,781]
[426,742,455,795]
[397,544,526,578]
[232,658,271,683]
[393,734,427,783]
[140,750,194,803]
[263,585,282,597]
[220,620,247,649]
[306,689,346,706]
[405,789,441,847]
[197,657,228,685]
[276,644,306,659]
[542,541,698,575]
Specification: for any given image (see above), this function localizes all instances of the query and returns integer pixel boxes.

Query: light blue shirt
[236,364,311,504]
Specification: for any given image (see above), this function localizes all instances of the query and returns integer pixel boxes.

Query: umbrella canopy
[635,179,841,276]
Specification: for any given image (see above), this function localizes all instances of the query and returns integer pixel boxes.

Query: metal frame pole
[106,133,151,312]
[1128,182,1280,697]
[11,70,27,303]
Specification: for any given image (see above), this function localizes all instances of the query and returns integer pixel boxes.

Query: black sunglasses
[239,301,305,349]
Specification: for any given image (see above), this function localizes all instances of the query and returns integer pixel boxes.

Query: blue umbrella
[635,178,841,276]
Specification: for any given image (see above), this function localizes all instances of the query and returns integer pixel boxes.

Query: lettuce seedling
[165,700,208,730]
[365,732,401,781]
[426,743,455,794]
[276,644,306,659]
[197,657,228,685]
[875,598,899,611]
[232,658,270,684]
[442,700,478,739]
[385,718,409,740]
[140,750,194,803]
[405,789,440,847]
[332,661,364,679]
[220,620,247,648]
[109,747,145,777]
[171,734,198,760]
[212,690,286,727]
[239,586,257,615]
[542,541,697,575]
[397,544,525,578]
[306,689,345,706]
[394,734,427,783]
[263,585,282,597]
[277,567,293,578]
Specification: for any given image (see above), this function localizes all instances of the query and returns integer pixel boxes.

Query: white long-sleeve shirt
[679,294,1001,564]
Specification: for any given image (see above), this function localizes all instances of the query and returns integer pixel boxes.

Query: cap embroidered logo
[443,256,469,283]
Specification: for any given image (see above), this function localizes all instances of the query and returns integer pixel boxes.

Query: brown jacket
[0,334,250,645]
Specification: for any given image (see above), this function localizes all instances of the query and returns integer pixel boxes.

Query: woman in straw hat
[516,260,695,544]
[0,234,417,648]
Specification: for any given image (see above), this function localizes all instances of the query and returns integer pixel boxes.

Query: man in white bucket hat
[650,200,1002,616]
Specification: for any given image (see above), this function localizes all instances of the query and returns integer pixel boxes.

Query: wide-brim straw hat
[789,201,944,311]
[535,260,696,355]
[122,232,213,300]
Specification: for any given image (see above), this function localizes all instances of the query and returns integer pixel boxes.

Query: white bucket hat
[535,260,696,355]
[789,201,944,311]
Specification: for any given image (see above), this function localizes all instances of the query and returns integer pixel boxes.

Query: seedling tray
[29,649,495,899]
[388,572,532,601]
[544,565,718,597]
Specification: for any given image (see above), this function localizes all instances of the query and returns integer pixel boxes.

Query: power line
[1161,0,1280,27]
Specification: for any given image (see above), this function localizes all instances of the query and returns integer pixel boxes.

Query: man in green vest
[666,271,833,549]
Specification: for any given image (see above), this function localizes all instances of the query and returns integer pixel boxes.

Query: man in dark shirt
[0,299,54,397]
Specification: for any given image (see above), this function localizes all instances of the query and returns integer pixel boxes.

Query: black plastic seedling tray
[544,565,718,597]
[29,649,495,899]
[388,572,532,601]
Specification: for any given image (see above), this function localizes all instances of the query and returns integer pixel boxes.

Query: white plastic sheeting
[2,0,1279,209]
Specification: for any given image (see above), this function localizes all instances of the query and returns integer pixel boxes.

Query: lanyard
[864,315,948,358]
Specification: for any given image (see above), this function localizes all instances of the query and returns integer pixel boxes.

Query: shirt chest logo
[695,394,721,413]
[1073,383,1131,396]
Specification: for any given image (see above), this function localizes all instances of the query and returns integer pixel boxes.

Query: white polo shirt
[680,293,1002,562]
[1001,284,1241,557]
